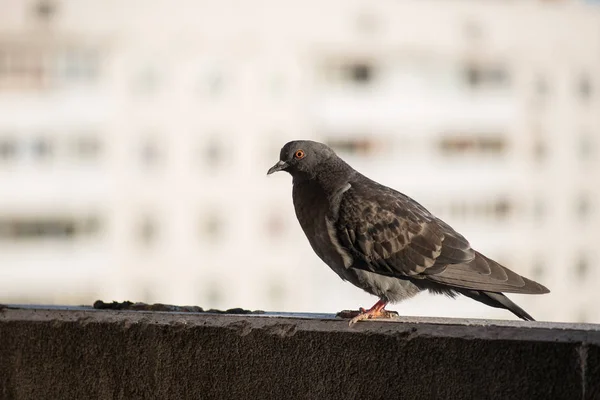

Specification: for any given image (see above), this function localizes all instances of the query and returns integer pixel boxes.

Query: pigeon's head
[267,140,337,177]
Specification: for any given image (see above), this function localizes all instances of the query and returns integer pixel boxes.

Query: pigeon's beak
[267,160,288,175]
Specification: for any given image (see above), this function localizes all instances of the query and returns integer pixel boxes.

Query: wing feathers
[423,253,549,294]
[334,180,549,295]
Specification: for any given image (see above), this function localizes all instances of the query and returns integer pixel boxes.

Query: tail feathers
[483,291,535,321]
[457,289,535,321]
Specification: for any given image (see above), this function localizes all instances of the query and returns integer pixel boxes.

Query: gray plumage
[267,140,549,321]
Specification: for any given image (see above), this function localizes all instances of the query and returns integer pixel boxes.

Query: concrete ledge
[1,305,599,400]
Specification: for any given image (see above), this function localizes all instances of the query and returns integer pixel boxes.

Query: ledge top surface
[2,303,599,340]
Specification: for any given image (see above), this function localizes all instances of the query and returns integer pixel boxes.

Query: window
[0,137,17,161]
[494,199,511,219]
[438,134,507,156]
[532,137,547,163]
[82,216,101,234]
[199,212,224,242]
[577,74,592,102]
[136,215,158,246]
[534,76,549,98]
[348,63,373,84]
[321,59,377,87]
[201,138,225,169]
[72,134,102,160]
[0,51,7,76]
[60,49,99,82]
[0,48,46,90]
[31,137,53,160]
[531,261,545,281]
[575,255,589,280]
[33,0,57,21]
[578,131,595,161]
[325,137,382,156]
[196,66,227,99]
[464,63,510,89]
[576,195,592,221]
[0,215,100,241]
[0,44,100,91]
[447,198,513,222]
[139,137,162,167]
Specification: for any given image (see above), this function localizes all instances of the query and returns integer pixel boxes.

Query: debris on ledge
[92,300,265,314]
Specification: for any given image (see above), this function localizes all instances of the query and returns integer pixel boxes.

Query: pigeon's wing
[334,182,548,294]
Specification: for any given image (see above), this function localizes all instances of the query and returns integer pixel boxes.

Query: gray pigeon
[268,140,549,324]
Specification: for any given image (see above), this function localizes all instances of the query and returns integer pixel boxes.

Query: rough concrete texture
[1,306,599,400]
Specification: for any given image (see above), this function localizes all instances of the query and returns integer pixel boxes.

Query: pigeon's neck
[294,159,354,197]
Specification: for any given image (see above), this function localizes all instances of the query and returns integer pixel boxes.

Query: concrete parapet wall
[0,306,599,400]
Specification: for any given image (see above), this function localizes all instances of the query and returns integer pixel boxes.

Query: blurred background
[0,0,598,323]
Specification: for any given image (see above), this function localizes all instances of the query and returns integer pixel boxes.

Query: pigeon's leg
[337,299,399,325]
[359,299,387,315]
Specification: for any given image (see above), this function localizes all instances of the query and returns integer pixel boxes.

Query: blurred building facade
[0,0,598,322]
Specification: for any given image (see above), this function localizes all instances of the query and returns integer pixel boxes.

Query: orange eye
[294,149,305,159]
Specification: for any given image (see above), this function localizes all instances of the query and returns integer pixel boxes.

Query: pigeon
[267,140,549,324]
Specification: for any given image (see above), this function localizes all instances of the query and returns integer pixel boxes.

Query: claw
[348,309,399,326]
[336,299,399,326]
